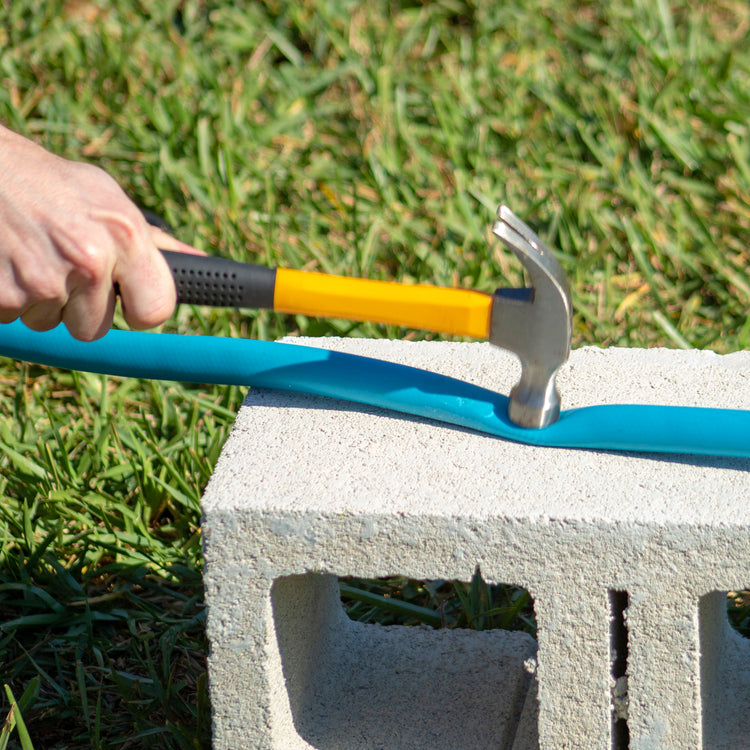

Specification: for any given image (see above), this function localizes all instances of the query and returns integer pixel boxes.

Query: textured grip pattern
[161,250,276,309]
[170,259,243,307]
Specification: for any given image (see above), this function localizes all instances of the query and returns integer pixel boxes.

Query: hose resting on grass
[0,320,749,458]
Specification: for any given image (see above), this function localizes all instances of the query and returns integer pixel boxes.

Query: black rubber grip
[161,250,277,309]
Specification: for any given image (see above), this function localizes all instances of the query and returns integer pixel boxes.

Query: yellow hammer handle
[274,268,492,339]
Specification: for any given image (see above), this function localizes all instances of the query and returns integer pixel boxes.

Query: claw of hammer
[491,206,572,428]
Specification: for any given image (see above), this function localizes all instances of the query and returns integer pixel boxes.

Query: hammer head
[490,206,572,428]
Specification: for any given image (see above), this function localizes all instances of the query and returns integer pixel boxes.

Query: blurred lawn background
[1,0,749,747]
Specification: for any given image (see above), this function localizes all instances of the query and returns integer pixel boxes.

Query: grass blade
[2,685,35,750]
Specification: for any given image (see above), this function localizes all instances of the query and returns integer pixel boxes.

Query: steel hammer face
[490,206,572,428]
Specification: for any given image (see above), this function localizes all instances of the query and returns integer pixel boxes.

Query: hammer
[160,205,572,428]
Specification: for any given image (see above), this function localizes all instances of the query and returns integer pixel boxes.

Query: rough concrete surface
[201,339,750,749]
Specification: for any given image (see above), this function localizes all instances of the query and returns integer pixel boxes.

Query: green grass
[1,0,750,747]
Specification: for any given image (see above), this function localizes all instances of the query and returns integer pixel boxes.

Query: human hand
[0,125,200,341]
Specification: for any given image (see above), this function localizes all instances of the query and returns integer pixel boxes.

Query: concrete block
[201,338,750,749]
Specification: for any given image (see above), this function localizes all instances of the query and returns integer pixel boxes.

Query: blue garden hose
[0,319,748,458]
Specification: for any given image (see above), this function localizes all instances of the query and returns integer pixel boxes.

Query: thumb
[93,209,177,330]
[115,247,177,330]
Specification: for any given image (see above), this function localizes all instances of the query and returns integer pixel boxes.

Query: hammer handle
[161,250,492,339]
[161,250,276,309]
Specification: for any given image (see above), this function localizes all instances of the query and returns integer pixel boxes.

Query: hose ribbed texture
[0,321,748,457]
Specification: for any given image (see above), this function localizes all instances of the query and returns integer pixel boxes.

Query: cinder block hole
[609,590,629,750]
[700,590,750,749]
[340,567,536,634]
[728,590,750,639]
[270,572,538,749]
